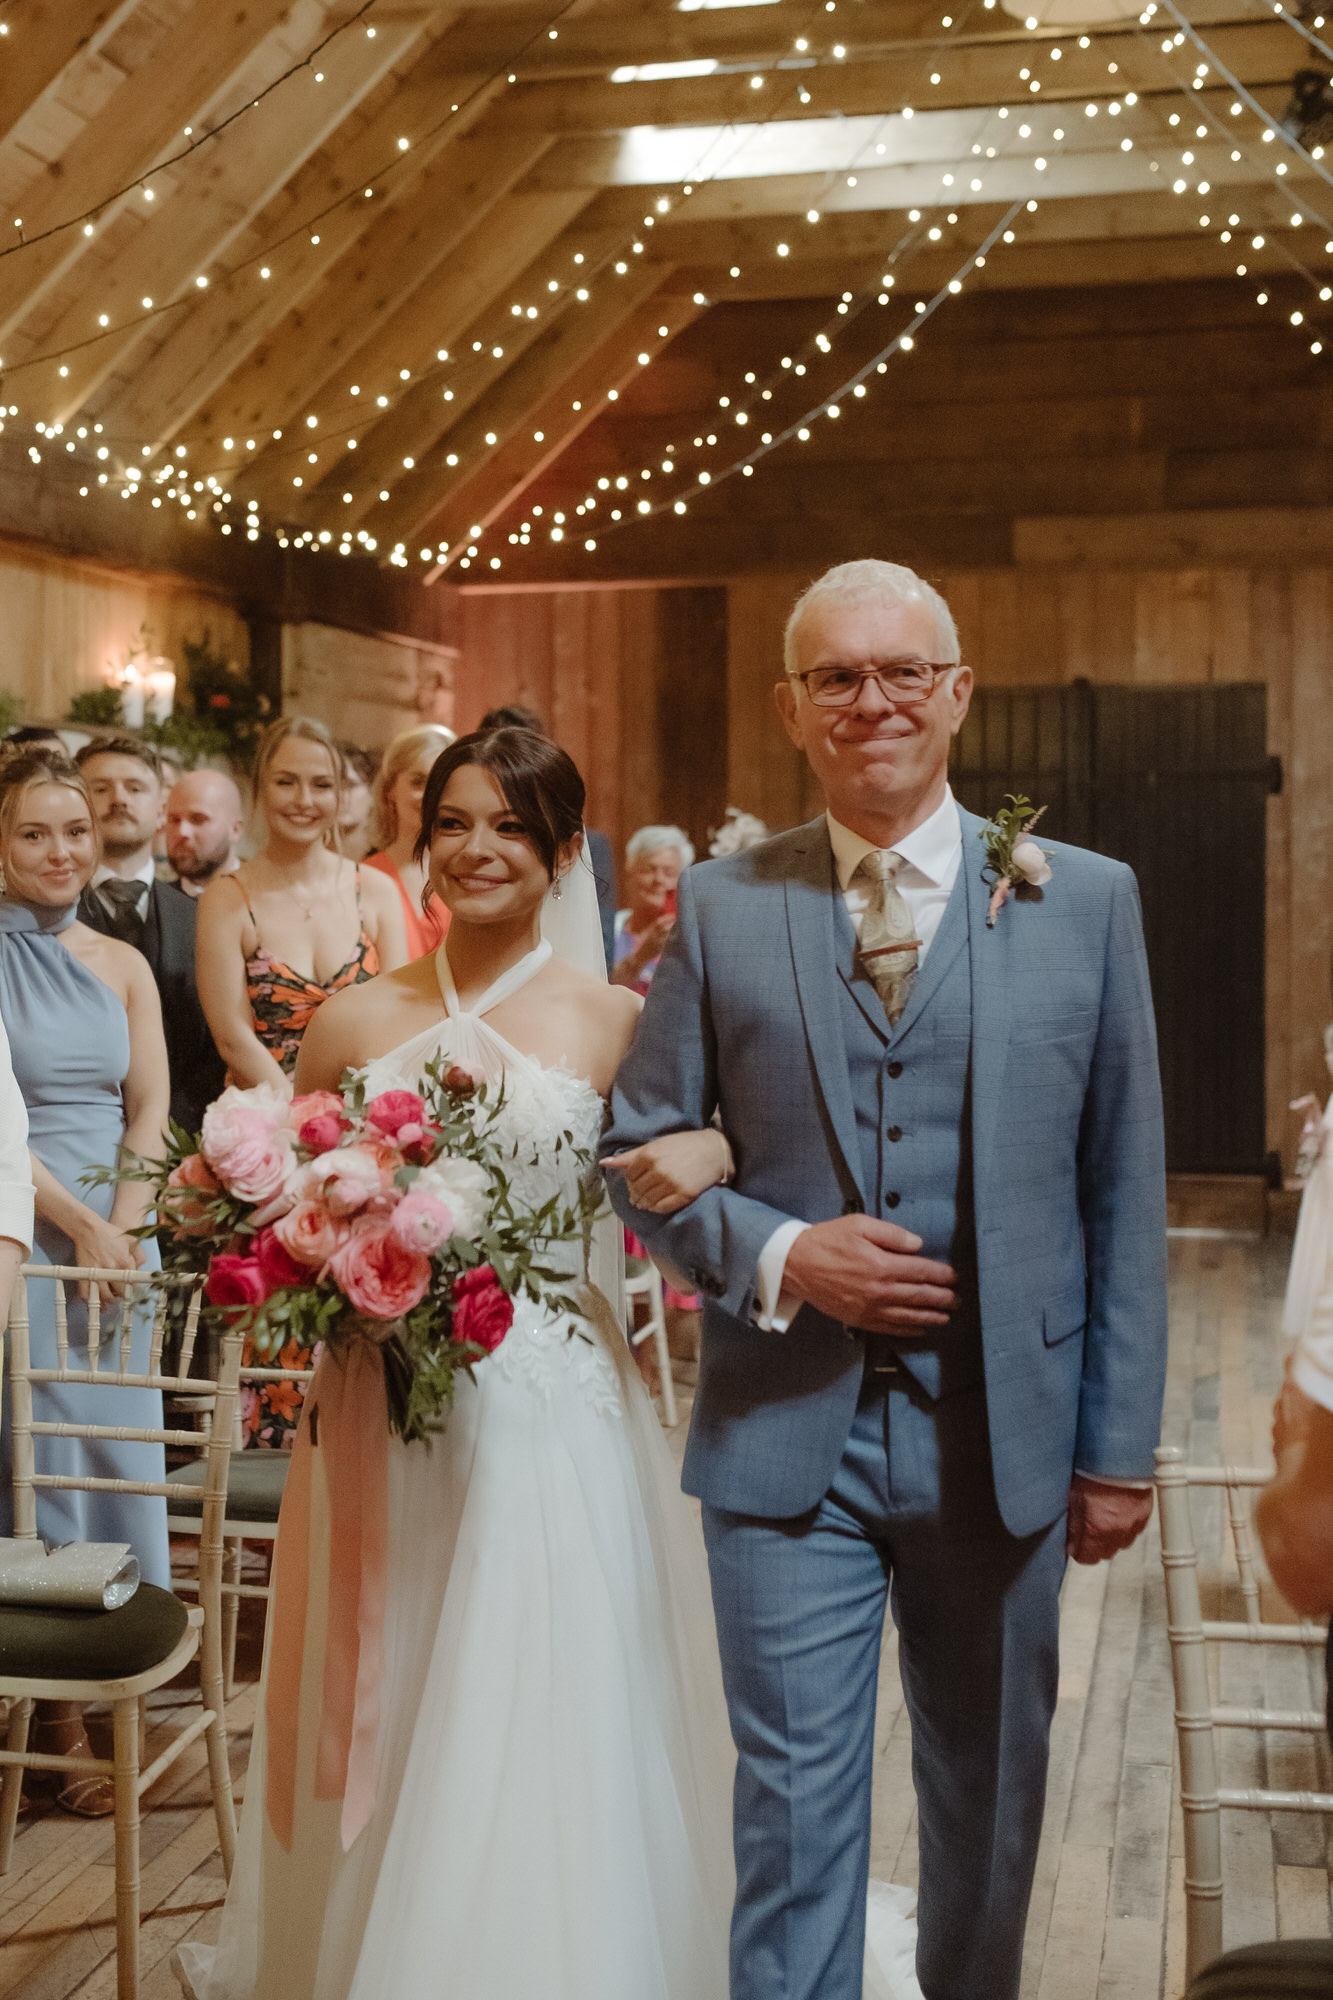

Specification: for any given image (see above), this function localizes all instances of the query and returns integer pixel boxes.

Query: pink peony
[365,1089,428,1139]
[253,1226,311,1298]
[273,1198,349,1269]
[163,1153,221,1239]
[389,1189,455,1256]
[328,1221,431,1319]
[289,1090,344,1130]
[451,1265,513,1353]
[304,1146,387,1217]
[205,1253,266,1309]
[298,1113,343,1154]
[201,1086,295,1204]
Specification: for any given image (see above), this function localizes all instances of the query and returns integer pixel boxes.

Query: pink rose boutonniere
[980,794,1053,928]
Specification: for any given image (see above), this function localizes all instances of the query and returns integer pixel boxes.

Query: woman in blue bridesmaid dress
[0,749,171,1811]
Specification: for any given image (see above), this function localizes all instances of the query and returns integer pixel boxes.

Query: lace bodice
[357,941,621,1414]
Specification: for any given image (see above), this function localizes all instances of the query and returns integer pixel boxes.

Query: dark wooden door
[951,683,1269,1175]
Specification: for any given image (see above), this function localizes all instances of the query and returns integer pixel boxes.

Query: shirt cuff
[753,1220,810,1331]
[1291,1302,1333,1414]
[1074,1470,1154,1491]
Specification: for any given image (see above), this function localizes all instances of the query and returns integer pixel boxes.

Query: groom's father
[603,560,1167,2000]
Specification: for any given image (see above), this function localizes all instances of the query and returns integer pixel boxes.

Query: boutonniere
[980,794,1053,927]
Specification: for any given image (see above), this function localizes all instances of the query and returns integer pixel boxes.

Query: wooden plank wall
[726,563,1333,1171]
[455,583,729,869]
[0,534,250,723]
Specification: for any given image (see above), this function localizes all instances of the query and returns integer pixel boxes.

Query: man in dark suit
[76,735,226,1137]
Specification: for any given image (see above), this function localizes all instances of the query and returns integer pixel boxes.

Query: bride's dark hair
[414,727,585,880]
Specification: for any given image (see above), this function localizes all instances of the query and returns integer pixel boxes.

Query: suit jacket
[79,879,226,1139]
[602,809,1169,1534]
[586,828,617,975]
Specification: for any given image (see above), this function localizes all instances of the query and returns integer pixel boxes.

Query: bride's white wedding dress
[177,941,921,2000]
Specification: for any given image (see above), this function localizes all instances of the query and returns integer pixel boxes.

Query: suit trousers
[701,1367,1067,2000]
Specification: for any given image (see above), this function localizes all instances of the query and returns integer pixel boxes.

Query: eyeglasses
[792,662,957,709]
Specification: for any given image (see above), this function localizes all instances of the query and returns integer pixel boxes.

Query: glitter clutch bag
[0,1537,140,1610]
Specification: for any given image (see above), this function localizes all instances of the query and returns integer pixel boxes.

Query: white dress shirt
[754,790,963,1329]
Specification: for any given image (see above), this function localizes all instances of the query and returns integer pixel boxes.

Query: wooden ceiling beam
[380,266,676,543]
[485,22,1301,133]
[0,0,142,144]
[408,285,706,563]
[186,148,568,472]
[230,188,593,512]
[302,223,626,521]
[432,0,1267,76]
[26,9,437,428]
[98,62,520,450]
[0,0,319,355]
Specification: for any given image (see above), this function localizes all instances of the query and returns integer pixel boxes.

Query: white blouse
[0,1011,33,1251]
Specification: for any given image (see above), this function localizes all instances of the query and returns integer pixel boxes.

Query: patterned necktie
[855,850,920,1027]
[98,876,148,942]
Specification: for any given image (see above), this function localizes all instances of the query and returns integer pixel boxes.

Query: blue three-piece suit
[604,807,1168,2000]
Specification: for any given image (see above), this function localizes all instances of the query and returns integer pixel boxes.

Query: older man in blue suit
[602,560,1167,2000]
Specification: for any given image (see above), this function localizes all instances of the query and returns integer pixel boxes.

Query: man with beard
[164,769,244,897]
[76,736,225,1136]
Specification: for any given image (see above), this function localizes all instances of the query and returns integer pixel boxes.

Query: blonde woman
[196,717,408,1092]
[0,751,170,1809]
[362,722,455,959]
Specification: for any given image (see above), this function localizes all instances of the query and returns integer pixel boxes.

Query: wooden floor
[1,1233,1328,1998]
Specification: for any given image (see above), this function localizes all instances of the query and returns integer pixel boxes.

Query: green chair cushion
[165,1450,289,1524]
[0,1583,190,1681]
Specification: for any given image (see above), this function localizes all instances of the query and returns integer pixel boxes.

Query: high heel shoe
[26,1716,115,1818]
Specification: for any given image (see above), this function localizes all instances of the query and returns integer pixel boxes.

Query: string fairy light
[0,0,383,266]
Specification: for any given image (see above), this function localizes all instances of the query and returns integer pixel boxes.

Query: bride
[177,725,738,2000]
[177,725,922,2000]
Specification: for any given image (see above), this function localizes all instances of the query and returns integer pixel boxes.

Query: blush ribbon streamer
[265,1338,389,1853]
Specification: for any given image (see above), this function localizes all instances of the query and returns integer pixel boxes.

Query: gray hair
[783,560,960,675]
[625,823,695,868]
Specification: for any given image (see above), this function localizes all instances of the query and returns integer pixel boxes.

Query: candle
[146,664,175,725]
[120,665,144,730]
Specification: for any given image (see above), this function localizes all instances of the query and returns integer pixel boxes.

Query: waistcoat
[833,864,983,1399]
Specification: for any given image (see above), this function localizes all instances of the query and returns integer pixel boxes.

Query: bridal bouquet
[103,1062,597,1444]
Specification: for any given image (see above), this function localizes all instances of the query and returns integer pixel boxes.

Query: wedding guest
[0,751,171,1813]
[4,725,67,757]
[363,723,455,958]
[478,705,617,969]
[336,743,377,860]
[611,825,694,995]
[164,769,244,898]
[708,807,769,859]
[76,736,224,1137]
[195,717,407,1092]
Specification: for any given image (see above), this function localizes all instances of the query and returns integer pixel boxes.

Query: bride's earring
[552,874,564,901]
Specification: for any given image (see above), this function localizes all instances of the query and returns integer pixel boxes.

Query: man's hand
[1066,1474,1154,1565]
[781,1215,958,1334]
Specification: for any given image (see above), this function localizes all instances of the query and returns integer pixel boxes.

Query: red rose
[205,1253,266,1309]
[253,1226,310,1298]
[365,1089,428,1139]
[443,1064,481,1098]
[451,1264,513,1353]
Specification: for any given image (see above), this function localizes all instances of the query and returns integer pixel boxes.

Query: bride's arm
[292,989,357,1095]
[603,1129,734,1214]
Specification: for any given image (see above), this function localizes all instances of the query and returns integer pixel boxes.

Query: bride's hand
[604,1130,733,1214]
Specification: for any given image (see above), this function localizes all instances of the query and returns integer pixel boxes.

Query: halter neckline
[434,938,552,1021]
[0,896,79,935]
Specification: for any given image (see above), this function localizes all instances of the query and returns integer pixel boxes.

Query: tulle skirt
[177,1300,736,2000]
